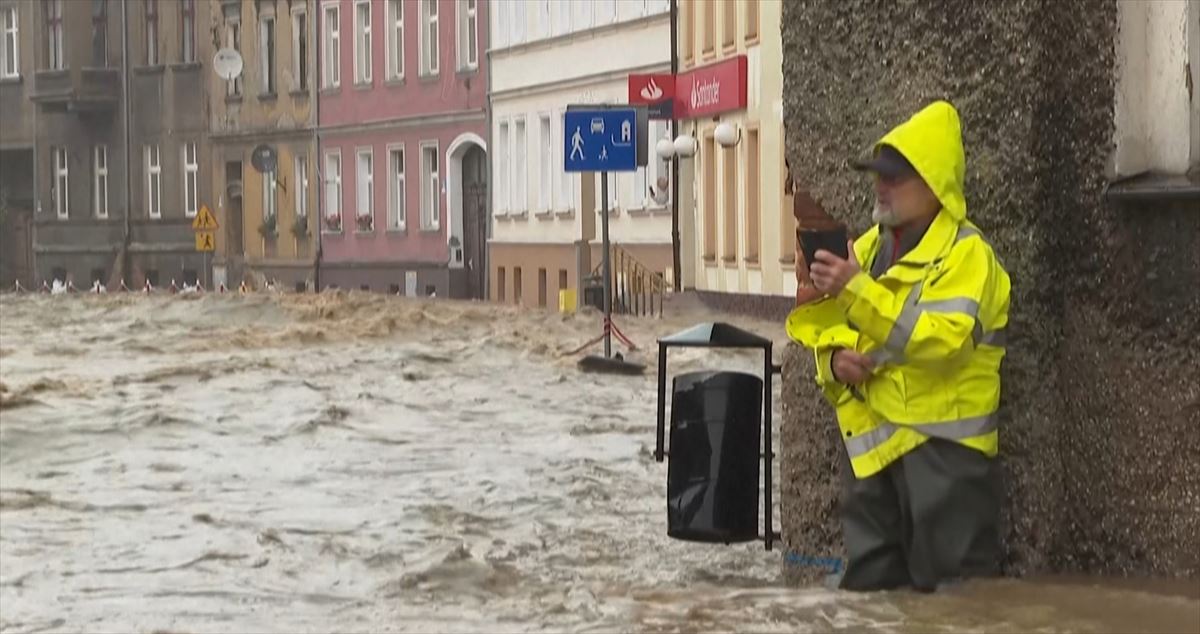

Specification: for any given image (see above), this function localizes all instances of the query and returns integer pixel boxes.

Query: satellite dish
[213,48,244,81]
[251,144,278,174]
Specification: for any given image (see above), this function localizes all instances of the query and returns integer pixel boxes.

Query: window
[420,0,438,75]
[93,146,108,219]
[537,268,547,307]
[497,267,505,302]
[294,154,309,218]
[514,118,527,211]
[182,142,198,218]
[556,109,574,210]
[145,145,161,219]
[702,0,714,56]
[387,146,406,230]
[539,115,552,211]
[555,0,570,36]
[263,169,277,221]
[260,14,276,94]
[745,0,759,43]
[780,153,796,263]
[722,144,737,260]
[323,3,340,88]
[225,14,243,96]
[595,0,615,26]
[510,0,525,45]
[324,151,342,223]
[45,0,63,71]
[572,0,592,31]
[1,6,17,78]
[702,133,715,258]
[537,0,550,39]
[457,0,477,70]
[494,0,508,48]
[513,267,522,304]
[354,0,371,84]
[180,0,195,63]
[52,147,68,219]
[681,0,692,65]
[92,0,108,66]
[497,120,509,211]
[145,0,158,66]
[646,0,670,14]
[722,0,736,49]
[386,0,403,80]
[420,143,440,229]
[745,128,760,261]
[558,269,568,292]
[292,7,308,90]
[356,148,373,226]
[650,120,670,206]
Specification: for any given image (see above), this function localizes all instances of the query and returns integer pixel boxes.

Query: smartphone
[798,226,850,267]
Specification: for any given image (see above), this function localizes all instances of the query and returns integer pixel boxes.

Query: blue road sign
[564,108,638,172]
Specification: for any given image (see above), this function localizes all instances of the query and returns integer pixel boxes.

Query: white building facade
[488,0,672,308]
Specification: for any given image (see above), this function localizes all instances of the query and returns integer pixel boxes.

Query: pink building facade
[317,0,488,297]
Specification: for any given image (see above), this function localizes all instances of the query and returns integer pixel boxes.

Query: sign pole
[601,171,612,360]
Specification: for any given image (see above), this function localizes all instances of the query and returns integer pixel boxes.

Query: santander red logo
[640,77,665,101]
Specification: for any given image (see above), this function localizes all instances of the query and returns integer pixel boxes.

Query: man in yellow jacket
[787,101,1011,592]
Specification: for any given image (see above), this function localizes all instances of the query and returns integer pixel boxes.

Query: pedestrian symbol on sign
[571,127,585,161]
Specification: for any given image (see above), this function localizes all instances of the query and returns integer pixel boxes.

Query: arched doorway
[460,146,488,300]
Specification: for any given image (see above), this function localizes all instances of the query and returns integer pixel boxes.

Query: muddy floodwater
[1,294,1197,633]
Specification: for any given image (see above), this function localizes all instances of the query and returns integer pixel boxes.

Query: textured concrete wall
[778,0,1199,581]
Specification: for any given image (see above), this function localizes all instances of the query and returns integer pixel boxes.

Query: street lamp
[714,122,741,148]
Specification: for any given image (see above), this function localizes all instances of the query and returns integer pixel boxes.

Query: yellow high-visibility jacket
[786,101,1011,479]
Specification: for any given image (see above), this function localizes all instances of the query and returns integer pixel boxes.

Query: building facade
[1,0,214,289]
[488,0,672,308]
[676,0,795,299]
[317,0,488,298]
[208,0,319,291]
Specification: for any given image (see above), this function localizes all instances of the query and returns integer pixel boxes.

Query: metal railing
[590,244,668,318]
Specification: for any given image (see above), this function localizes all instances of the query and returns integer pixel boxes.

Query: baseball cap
[851,144,919,180]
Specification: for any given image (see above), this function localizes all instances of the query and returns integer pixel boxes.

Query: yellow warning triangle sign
[192,205,219,230]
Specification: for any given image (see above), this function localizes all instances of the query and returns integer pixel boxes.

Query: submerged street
[1,294,1197,633]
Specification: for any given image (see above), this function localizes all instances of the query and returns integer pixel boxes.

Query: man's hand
[832,349,875,385]
[809,240,860,296]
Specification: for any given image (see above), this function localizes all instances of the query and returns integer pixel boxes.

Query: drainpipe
[484,29,493,301]
[313,1,322,292]
[121,0,132,286]
[669,0,681,292]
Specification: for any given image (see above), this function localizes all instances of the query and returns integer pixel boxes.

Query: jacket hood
[874,100,967,221]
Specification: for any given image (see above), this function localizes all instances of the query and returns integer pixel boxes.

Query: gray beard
[872,202,900,227]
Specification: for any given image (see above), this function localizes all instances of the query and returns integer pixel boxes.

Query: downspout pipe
[313,1,322,292]
[669,0,681,292]
[121,0,132,287]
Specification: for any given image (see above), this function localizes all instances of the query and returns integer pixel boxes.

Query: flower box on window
[356,214,374,231]
[291,217,309,239]
[324,214,342,231]
[258,213,278,239]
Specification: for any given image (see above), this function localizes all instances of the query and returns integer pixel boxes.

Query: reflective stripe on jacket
[786,101,1012,479]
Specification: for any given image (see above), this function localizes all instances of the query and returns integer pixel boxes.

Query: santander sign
[627,55,748,120]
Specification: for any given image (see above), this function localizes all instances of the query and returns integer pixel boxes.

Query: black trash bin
[667,370,763,544]
[582,276,605,310]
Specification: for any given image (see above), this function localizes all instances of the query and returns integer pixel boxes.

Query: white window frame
[263,169,278,225]
[180,0,196,63]
[145,145,161,219]
[291,5,308,91]
[572,0,592,32]
[595,0,616,26]
[52,146,68,219]
[144,0,158,66]
[46,0,64,71]
[294,154,308,218]
[322,2,340,88]
[386,0,404,80]
[554,0,570,37]
[355,147,373,226]
[537,0,551,40]
[539,113,552,212]
[93,145,108,219]
[324,149,342,225]
[420,141,440,230]
[457,0,477,71]
[513,116,527,212]
[555,109,573,211]
[225,15,243,96]
[353,0,371,84]
[182,142,198,218]
[2,5,20,78]
[420,0,438,76]
[386,144,406,230]
[650,120,670,207]
[260,13,276,94]
[510,0,525,45]
[497,119,510,212]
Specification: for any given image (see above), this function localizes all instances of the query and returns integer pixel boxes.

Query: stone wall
[778,0,1199,580]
